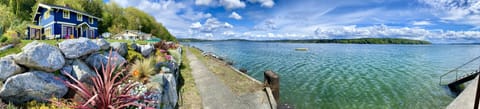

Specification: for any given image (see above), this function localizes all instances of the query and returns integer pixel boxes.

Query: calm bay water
[187,41,480,109]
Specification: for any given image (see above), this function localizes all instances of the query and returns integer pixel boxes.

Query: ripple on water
[186,42,480,108]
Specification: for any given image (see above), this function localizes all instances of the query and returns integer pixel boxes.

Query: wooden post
[264,70,279,103]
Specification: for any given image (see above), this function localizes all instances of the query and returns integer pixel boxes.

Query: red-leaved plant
[55,50,152,109]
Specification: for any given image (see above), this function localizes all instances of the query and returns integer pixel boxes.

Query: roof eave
[38,3,103,21]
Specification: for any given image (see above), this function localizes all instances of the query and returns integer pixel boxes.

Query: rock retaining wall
[0,38,182,108]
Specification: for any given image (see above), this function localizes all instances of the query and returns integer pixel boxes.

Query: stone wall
[0,38,181,108]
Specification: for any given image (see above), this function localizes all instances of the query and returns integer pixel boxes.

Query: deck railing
[439,56,480,85]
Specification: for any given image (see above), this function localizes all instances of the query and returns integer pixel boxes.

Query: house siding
[54,10,98,27]
[38,8,54,26]
[29,4,101,39]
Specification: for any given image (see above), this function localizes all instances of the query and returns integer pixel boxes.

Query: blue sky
[105,0,480,43]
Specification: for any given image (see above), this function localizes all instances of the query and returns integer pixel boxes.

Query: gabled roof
[33,3,102,21]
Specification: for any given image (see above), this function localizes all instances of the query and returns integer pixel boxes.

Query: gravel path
[0,44,14,52]
[186,48,246,109]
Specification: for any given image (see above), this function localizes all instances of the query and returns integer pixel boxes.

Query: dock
[440,56,480,109]
[447,75,479,109]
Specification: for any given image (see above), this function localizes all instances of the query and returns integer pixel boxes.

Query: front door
[66,27,72,39]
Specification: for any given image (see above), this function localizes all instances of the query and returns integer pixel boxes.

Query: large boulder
[0,57,24,81]
[93,39,110,50]
[147,73,178,109]
[1,54,15,60]
[14,41,65,72]
[85,51,126,70]
[70,59,96,84]
[0,71,68,104]
[59,38,100,59]
[110,42,128,57]
[139,45,154,57]
[131,43,140,52]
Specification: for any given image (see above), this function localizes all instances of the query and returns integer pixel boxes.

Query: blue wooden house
[27,3,102,40]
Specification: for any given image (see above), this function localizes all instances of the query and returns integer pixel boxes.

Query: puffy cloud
[194,0,246,9]
[194,0,275,9]
[412,21,432,26]
[253,19,278,30]
[190,22,202,29]
[195,0,213,5]
[229,12,242,20]
[220,0,246,9]
[224,22,234,28]
[248,0,275,8]
[311,24,480,43]
[418,0,480,27]
[190,18,234,33]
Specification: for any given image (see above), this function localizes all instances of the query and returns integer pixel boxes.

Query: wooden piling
[264,70,279,103]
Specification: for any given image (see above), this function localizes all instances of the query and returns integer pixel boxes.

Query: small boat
[295,48,308,51]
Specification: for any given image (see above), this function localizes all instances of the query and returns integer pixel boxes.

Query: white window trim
[63,10,70,19]
[44,27,52,37]
[61,25,74,37]
[57,21,76,26]
[77,14,82,21]
[43,22,55,27]
[89,17,93,24]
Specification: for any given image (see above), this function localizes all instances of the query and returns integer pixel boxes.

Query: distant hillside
[178,38,249,42]
[266,38,431,44]
[179,38,431,44]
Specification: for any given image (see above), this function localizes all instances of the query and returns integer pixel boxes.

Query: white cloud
[419,0,480,27]
[229,12,242,20]
[412,21,432,26]
[194,0,246,9]
[190,22,202,29]
[190,18,234,34]
[220,0,246,9]
[195,0,213,5]
[194,0,275,9]
[248,0,275,8]
[253,19,278,30]
[224,22,234,28]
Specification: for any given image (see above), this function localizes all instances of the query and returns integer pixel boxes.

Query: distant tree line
[0,0,176,41]
[267,38,431,44]
[178,38,432,44]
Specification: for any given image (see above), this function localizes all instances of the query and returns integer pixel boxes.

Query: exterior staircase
[440,56,480,93]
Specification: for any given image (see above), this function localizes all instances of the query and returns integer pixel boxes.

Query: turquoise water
[187,41,480,109]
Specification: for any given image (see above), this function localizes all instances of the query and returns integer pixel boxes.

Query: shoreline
[196,46,263,84]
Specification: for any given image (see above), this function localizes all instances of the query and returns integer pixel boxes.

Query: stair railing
[439,56,480,85]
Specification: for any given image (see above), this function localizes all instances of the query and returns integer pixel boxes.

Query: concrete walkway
[186,49,246,109]
[0,44,14,52]
[447,75,479,109]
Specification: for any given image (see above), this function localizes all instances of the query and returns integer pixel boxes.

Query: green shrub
[0,36,7,43]
[4,35,20,45]
[27,99,74,109]
[126,50,144,63]
[0,101,17,109]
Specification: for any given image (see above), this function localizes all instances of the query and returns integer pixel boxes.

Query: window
[45,27,52,37]
[89,17,93,24]
[77,14,82,21]
[44,10,50,19]
[63,10,70,19]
